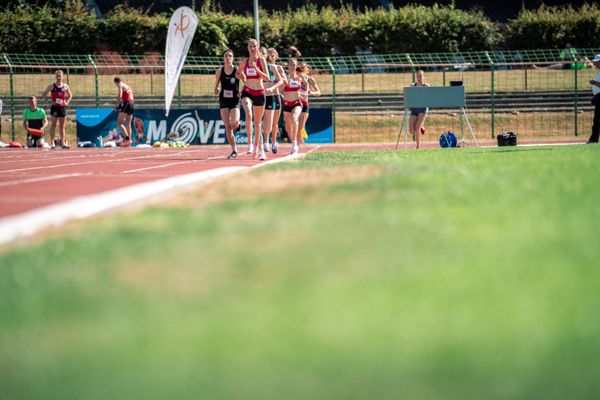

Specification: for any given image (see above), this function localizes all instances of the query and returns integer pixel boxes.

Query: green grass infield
[1,145,600,399]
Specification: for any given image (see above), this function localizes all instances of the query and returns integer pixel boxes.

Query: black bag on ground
[497,132,517,146]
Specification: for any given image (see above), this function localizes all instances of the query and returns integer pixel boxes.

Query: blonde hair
[248,38,259,46]
[267,48,278,61]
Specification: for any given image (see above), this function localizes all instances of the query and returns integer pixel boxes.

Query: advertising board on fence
[76,108,333,145]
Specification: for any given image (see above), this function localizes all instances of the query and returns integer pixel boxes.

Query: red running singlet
[51,83,67,106]
[121,86,134,103]
[284,76,302,92]
[244,58,264,80]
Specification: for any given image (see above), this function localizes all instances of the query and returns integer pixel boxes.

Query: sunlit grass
[1,145,600,399]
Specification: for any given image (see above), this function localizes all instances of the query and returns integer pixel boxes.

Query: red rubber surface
[0,145,312,219]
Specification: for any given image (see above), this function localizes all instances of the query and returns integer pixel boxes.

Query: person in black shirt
[214,49,241,159]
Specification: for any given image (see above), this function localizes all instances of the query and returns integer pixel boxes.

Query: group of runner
[214,38,321,160]
[23,71,135,149]
[24,37,323,156]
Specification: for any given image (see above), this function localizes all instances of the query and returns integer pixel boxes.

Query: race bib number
[290,80,300,88]
[55,98,64,105]
[223,90,234,98]
[246,68,256,76]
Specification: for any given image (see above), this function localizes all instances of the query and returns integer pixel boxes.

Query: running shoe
[62,141,71,149]
[259,151,266,161]
[291,143,298,155]
[121,140,131,148]
[227,150,238,160]
[272,142,278,154]
[264,143,270,152]
[247,144,254,154]
[420,126,426,135]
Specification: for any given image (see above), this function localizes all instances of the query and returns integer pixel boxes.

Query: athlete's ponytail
[296,62,310,74]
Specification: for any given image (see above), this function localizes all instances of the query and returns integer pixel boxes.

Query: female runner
[297,63,321,144]
[214,49,241,159]
[236,38,269,160]
[263,47,286,154]
[409,70,430,149]
[42,70,72,148]
[282,58,308,155]
[113,76,134,147]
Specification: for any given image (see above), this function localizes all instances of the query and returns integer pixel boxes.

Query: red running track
[0,139,584,220]
[0,144,316,219]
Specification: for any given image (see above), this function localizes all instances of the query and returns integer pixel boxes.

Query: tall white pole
[253,0,260,43]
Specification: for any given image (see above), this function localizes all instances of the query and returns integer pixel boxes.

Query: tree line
[1,1,599,56]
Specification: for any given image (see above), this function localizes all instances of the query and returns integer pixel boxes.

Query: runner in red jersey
[41,70,72,148]
[114,76,134,147]
[236,38,270,159]
[282,58,308,155]
[297,63,321,144]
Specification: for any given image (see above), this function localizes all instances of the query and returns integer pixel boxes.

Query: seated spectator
[560,43,577,69]
[22,96,48,148]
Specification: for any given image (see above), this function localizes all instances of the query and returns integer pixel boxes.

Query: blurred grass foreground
[1,145,600,399]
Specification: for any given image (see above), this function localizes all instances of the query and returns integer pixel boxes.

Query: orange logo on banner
[174,11,190,37]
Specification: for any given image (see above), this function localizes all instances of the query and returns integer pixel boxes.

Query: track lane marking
[122,155,226,174]
[0,173,92,188]
[0,147,314,245]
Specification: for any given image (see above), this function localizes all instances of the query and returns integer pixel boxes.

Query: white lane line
[0,173,91,188]
[251,145,321,168]
[1,153,180,173]
[0,166,247,246]
[0,147,313,245]
[1,148,230,173]
[122,155,226,174]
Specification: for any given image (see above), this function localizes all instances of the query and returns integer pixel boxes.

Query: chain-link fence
[1,48,599,144]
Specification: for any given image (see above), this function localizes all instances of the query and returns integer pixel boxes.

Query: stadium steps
[7,91,594,115]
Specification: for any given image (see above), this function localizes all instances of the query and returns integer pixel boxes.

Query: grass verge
[1,145,600,399]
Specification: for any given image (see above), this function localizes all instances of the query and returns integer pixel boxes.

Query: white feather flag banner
[165,6,198,117]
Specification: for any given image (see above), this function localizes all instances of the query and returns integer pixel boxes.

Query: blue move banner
[76,108,333,145]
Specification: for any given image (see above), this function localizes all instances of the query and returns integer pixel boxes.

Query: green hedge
[218,5,500,56]
[505,4,600,50]
[1,1,599,56]
[0,2,99,54]
[352,5,501,54]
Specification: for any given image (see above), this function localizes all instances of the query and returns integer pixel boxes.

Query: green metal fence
[1,48,599,144]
